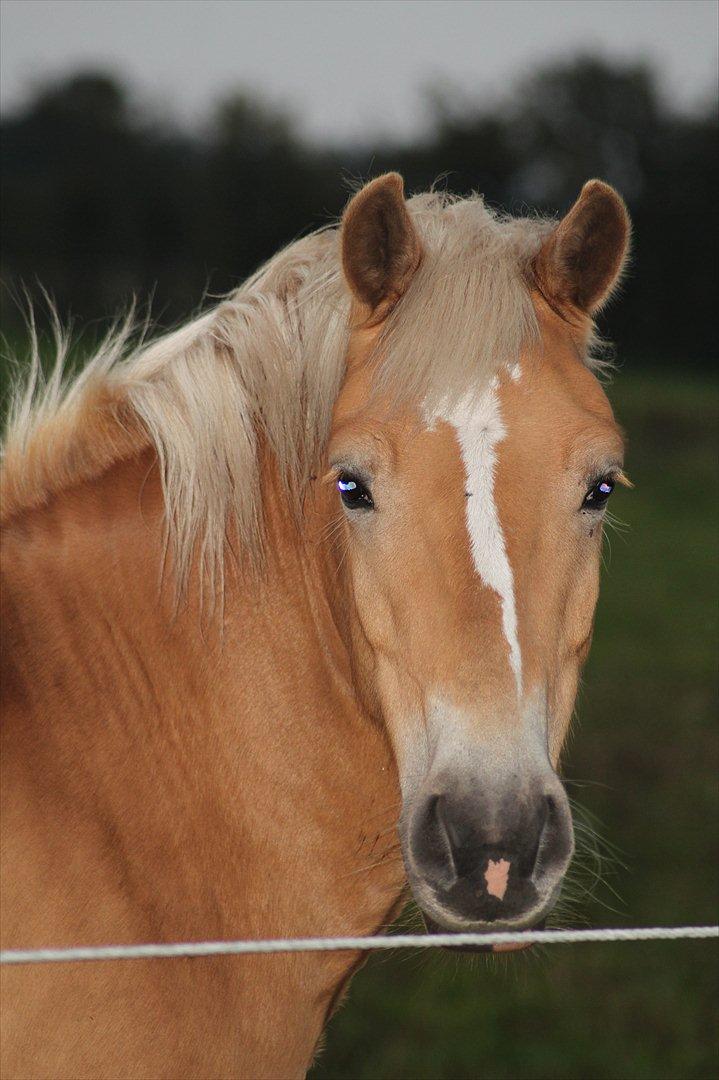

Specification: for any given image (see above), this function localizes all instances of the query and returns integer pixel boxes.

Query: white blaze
[441,384,523,694]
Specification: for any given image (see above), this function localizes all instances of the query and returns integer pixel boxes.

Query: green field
[311,370,719,1080]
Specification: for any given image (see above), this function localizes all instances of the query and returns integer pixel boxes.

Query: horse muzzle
[401,776,574,946]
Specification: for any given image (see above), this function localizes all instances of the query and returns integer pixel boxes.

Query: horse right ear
[341,173,422,322]
[533,180,631,316]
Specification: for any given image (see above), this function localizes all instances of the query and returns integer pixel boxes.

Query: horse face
[333,174,630,935]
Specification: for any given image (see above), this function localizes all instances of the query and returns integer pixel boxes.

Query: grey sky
[1,0,717,144]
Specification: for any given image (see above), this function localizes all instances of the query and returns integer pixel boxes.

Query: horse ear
[534,180,631,315]
[341,173,422,319]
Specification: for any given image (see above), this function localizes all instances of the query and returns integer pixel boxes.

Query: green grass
[311,369,719,1080]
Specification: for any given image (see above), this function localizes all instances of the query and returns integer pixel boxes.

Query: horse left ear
[534,180,631,315]
[341,173,422,321]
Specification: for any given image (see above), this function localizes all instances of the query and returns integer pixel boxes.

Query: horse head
[329,174,630,940]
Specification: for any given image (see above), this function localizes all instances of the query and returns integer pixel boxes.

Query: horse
[0,172,631,1079]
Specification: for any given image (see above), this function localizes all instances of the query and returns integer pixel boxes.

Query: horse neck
[2,443,404,940]
[1,441,406,1076]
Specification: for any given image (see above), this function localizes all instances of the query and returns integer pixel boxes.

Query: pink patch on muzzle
[484,857,510,900]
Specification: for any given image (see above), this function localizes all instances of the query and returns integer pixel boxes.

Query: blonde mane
[1,191,553,594]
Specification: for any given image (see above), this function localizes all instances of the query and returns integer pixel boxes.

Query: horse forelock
[1,191,582,600]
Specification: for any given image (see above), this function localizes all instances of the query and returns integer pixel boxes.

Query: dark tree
[1,60,716,366]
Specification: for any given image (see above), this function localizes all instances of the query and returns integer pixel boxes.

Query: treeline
[1,56,717,365]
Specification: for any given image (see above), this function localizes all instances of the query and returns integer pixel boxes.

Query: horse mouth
[422,915,546,953]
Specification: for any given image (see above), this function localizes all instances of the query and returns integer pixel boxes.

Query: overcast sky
[1,0,717,143]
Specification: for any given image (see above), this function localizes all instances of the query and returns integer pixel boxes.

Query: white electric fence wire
[1,926,716,965]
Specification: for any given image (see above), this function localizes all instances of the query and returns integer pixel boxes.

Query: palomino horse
[1,174,630,1078]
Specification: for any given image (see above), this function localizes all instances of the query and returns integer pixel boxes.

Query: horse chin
[422,914,546,954]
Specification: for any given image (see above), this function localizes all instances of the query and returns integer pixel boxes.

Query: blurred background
[1,2,717,1077]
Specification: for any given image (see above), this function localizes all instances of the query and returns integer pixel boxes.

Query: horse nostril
[533,793,569,884]
[546,795,565,840]
[414,794,459,881]
[433,795,461,860]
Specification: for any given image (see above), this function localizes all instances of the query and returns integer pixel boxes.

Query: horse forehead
[490,346,624,477]
[533,308,619,424]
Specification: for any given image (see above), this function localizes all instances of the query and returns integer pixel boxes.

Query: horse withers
[1,174,630,1077]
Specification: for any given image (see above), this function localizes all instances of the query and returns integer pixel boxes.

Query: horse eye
[337,472,374,511]
[582,476,615,510]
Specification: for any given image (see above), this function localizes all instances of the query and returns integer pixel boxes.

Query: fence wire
[2,925,717,965]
